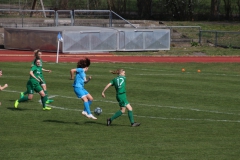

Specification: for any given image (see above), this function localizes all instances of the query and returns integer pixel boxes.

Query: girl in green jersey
[20,49,53,104]
[15,59,51,110]
[102,69,140,127]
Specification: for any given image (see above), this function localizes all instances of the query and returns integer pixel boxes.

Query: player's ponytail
[110,69,124,75]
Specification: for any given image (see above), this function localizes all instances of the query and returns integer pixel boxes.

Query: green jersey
[29,65,42,84]
[110,75,126,95]
[32,59,44,80]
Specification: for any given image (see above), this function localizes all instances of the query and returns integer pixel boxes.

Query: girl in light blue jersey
[70,58,97,120]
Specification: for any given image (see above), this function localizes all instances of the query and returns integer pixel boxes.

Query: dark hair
[34,58,41,65]
[77,58,91,68]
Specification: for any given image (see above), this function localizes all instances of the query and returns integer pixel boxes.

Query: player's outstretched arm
[0,84,8,90]
[70,69,76,80]
[42,68,51,73]
[102,83,112,98]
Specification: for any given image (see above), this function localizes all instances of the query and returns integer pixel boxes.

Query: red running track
[0,50,240,63]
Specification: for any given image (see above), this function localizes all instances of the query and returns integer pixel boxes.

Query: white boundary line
[3,89,240,123]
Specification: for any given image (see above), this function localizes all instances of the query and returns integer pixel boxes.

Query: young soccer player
[20,49,53,104]
[0,69,8,105]
[14,59,51,110]
[70,58,97,120]
[102,69,140,127]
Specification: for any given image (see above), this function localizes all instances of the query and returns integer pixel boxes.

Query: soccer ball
[94,107,102,116]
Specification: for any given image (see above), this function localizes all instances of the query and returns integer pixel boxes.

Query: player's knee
[121,107,126,113]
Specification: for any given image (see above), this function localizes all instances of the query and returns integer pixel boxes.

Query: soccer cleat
[46,99,54,104]
[107,118,112,126]
[88,114,97,120]
[14,100,19,108]
[20,92,24,98]
[82,111,90,118]
[131,122,141,127]
[43,106,51,111]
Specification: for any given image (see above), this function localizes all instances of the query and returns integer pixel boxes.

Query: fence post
[72,10,75,26]
[109,10,112,27]
[70,10,74,26]
[199,30,202,44]
[55,11,58,26]
[21,11,23,28]
[215,31,218,47]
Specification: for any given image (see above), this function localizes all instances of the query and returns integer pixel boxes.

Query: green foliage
[1,62,240,159]
[191,41,199,47]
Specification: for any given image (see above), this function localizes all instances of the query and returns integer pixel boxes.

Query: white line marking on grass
[137,115,240,123]
[134,103,240,116]
[43,103,240,123]
[134,73,240,77]
[96,100,240,116]
[3,90,240,123]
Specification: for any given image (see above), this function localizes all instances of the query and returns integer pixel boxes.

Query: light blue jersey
[73,68,85,88]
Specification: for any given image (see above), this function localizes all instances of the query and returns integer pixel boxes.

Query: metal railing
[0,9,136,28]
[200,30,240,48]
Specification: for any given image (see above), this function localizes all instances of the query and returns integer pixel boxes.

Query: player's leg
[126,104,140,127]
[35,84,51,110]
[15,82,34,108]
[107,97,125,126]
[82,95,97,120]
[20,91,28,98]
[74,87,92,118]
[41,81,54,104]
[85,92,93,112]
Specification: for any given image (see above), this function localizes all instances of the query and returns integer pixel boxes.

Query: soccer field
[0,62,240,159]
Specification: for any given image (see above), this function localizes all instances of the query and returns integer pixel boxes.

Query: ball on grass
[94,107,102,116]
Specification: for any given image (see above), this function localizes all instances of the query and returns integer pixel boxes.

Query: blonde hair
[33,49,41,58]
[110,69,124,75]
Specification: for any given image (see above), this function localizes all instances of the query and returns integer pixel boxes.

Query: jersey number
[117,78,124,88]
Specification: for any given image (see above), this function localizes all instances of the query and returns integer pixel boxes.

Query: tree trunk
[137,0,152,19]
[210,0,219,20]
[223,0,232,20]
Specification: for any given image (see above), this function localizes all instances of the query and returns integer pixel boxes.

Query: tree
[107,0,127,14]
[137,0,152,19]
[165,0,194,20]
[237,0,240,20]
[210,0,220,20]
[223,0,232,20]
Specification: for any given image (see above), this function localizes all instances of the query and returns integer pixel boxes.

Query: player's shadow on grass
[43,119,106,126]
[84,121,106,126]
[7,107,33,111]
[84,121,128,127]
[43,120,81,125]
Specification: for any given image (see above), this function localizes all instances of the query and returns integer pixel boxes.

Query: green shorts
[26,80,34,94]
[29,80,43,93]
[116,93,129,107]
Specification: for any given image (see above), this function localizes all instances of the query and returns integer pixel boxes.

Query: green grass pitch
[0,62,240,159]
